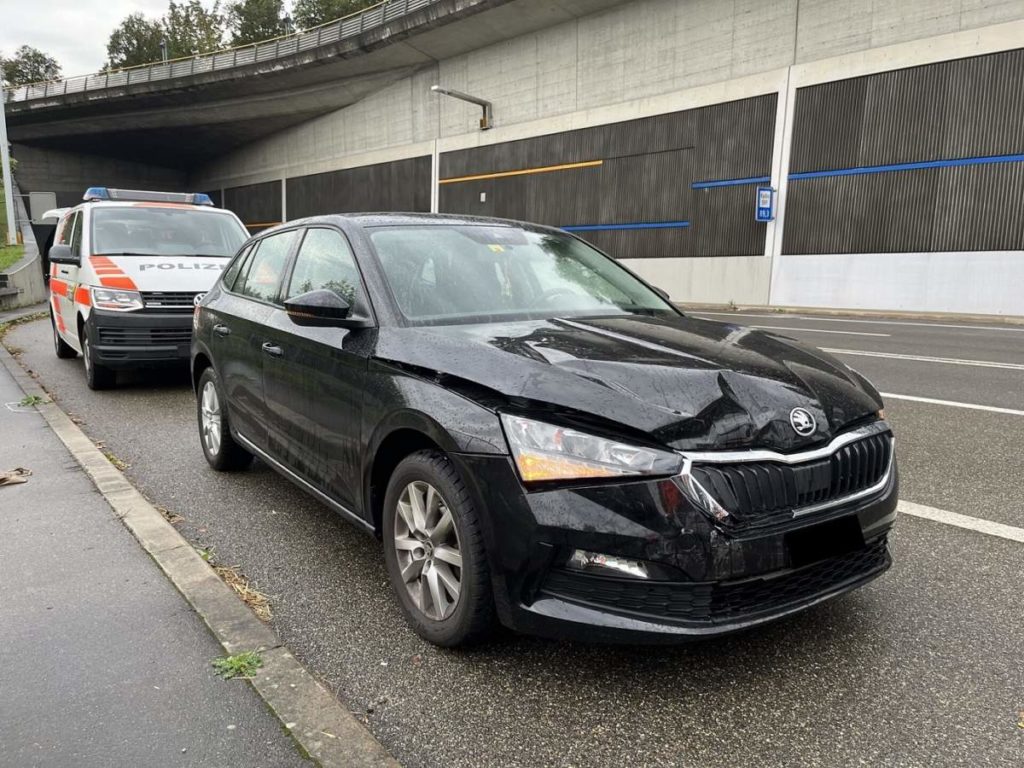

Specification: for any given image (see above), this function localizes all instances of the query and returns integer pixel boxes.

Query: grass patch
[213,564,273,621]
[211,650,263,680]
[0,244,25,272]
[19,394,46,407]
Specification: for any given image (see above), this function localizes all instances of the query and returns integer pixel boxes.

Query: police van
[48,188,249,389]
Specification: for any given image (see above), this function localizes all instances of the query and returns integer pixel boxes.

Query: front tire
[197,367,252,471]
[383,450,495,647]
[82,328,115,390]
[52,310,76,359]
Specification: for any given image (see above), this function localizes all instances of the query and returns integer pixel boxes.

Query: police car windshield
[92,207,247,257]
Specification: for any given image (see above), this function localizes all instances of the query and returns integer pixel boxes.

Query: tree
[105,13,165,70]
[165,0,224,57]
[1,46,62,85]
[226,0,287,46]
[292,0,376,29]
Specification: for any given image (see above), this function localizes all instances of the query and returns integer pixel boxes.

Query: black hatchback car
[191,213,897,646]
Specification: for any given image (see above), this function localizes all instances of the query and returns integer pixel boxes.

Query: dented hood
[377,314,884,452]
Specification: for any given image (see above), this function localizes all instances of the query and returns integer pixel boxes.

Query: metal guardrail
[3,0,439,104]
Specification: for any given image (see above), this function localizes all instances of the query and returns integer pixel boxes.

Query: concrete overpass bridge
[4,0,620,206]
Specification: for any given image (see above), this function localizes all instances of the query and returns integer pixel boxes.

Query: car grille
[690,431,892,528]
[140,291,199,312]
[541,539,889,625]
[97,327,193,346]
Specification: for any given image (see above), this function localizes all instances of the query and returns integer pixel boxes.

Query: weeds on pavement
[211,651,263,680]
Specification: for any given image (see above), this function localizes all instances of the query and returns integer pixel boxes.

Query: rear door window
[234,230,297,304]
[222,243,253,292]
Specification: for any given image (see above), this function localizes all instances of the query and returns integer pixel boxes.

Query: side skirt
[234,431,375,535]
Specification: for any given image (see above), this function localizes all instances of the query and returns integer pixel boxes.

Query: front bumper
[450,447,898,644]
[88,308,194,368]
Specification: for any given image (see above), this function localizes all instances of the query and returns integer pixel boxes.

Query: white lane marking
[898,501,1024,544]
[752,325,891,337]
[821,348,1024,371]
[694,311,1024,333]
[881,392,1024,416]
[695,312,813,321]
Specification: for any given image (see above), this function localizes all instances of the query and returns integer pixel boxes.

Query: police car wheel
[197,367,253,471]
[52,311,76,359]
[83,331,115,390]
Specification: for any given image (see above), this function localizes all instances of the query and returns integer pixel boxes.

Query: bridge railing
[3,0,439,103]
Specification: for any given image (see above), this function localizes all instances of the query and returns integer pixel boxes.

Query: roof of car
[279,212,552,230]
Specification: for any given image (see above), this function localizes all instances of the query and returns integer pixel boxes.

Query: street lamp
[430,85,493,131]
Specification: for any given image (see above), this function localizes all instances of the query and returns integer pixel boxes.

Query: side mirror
[49,244,80,267]
[284,289,370,328]
[652,286,671,302]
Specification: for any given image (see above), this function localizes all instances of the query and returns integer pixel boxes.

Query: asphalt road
[7,312,1024,768]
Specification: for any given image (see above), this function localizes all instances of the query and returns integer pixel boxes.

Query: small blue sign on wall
[755,186,775,222]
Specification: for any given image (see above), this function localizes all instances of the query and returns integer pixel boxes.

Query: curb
[679,303,1024,326]
[0,344,399,768]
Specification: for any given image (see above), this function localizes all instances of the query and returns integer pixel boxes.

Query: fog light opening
[568,550,649,579]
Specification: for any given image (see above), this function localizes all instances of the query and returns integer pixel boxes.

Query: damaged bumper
[450,424,898,643]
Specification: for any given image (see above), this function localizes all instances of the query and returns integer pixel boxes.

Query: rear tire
[82,328,115,390]
[52,310,76,359]
[197,367,253,471]
[383,450,495,647]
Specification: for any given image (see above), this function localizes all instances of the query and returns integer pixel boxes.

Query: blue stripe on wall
[789,152,1024,180]
[562,220,691,232]
[692,175,771,189]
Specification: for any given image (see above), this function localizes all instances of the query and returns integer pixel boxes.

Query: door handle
[213,324,231,337]
[261,342,283,358]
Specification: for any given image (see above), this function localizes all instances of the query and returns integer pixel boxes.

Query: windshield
[369,225,676,325]
[91,207,247,257]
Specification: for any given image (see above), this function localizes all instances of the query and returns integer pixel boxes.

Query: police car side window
[235,230,297,304]
[57,212,77,245]
[69,211,84,256]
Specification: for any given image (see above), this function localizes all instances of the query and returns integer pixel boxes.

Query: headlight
[92,287,143,312]
[500,414,682,483]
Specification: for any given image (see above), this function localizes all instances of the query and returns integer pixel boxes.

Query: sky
[0,0,291,78]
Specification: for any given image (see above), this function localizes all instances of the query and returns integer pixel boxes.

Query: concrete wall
[13,144,187,208]
[191,0,1024,316]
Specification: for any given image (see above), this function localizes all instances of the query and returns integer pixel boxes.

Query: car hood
[376,313,884,452]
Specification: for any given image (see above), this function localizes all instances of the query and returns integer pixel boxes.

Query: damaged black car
[191,213,898,646]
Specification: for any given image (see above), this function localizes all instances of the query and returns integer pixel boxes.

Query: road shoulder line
[881,392,1024,416]
[898,500,1024,544]
[0,345,398,768]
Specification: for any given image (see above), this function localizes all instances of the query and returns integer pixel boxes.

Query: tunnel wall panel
[439,95,776,258]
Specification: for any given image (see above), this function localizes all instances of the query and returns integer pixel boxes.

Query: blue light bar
[81,187,215,206]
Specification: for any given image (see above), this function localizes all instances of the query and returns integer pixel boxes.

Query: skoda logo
[193,292,207,307]
[789,408,817,436]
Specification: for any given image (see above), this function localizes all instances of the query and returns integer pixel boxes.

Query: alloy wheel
[200,380,222,456]
[393,481,463,621]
